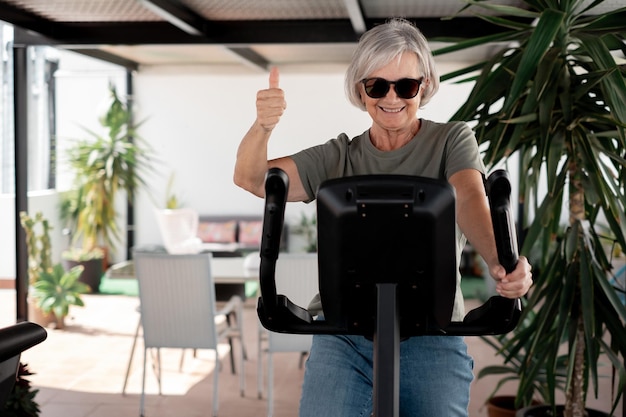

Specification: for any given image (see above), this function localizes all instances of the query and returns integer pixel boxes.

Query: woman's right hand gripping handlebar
[234,67,287,197]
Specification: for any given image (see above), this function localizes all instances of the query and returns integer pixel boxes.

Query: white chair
[129,251,245,417]
[257,253,318,417]
[153,208,202,254]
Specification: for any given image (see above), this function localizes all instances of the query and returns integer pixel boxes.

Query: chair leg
[226,314,236,374]
[267,351,274,417]
[148,348,162,396]
[141,347,148,417]
[212,349,220,417]
[122,317,141,395]
[257,324,266,399]
[239,326,245,397]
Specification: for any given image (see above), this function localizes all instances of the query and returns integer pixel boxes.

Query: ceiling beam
[66,48,140,71]
[226,46,270,71]
[342,0,367,35]
[138,0,205,36]
[0,1,68,38]
[5,18,516,46]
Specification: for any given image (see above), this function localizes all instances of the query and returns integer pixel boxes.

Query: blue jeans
[299,334,473,417]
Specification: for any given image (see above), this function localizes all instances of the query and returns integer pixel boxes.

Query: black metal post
[372,282,400,417]
[125,70,135,260]
[13,43,29,322]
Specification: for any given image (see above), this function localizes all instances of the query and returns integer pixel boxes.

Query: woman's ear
[420,78,430,96]
[358,91,366,106]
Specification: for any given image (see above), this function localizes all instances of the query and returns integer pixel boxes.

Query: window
[1,23,58,194]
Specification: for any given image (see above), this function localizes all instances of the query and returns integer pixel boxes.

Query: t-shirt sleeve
[443,122,485,179]
[290,134,351,202]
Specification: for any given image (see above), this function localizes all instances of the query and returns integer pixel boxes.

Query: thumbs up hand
[256,67,286,132]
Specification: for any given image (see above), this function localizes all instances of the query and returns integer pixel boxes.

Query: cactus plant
[19,212,52,286]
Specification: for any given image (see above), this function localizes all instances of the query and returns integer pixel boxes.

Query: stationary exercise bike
[257,168,522,417]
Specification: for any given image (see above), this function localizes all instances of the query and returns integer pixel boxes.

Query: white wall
[0,191,66,279]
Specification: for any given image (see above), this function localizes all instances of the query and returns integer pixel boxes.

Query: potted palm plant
[62,84,152,290]
[434,1,626,416]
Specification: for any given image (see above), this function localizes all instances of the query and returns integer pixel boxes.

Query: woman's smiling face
[360,52,424,133]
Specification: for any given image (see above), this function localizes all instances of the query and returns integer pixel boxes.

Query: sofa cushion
[238,220,263,246]
[197,220,237,243]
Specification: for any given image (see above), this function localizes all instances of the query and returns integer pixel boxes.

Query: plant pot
[64,258,103,293]
[487,396,518,417]
[52,313,65,330]
[487,395,541,417]
[27,298,55,328]
[516,405,610,417]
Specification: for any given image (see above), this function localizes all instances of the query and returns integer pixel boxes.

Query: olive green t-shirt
[290,119,485,321]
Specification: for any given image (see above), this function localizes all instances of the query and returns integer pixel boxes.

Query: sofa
[197,215,288,257]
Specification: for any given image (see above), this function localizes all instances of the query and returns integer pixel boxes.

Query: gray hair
[345,18,440,111]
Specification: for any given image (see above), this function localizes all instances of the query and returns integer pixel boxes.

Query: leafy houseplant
[435,1,626,416]
[479,306,567,415]
[291,212,317,253]
[1,363,41,417]
[62,84,152,287]
[30,263,89,329]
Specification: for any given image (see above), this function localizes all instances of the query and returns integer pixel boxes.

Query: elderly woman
[234,18,532,417]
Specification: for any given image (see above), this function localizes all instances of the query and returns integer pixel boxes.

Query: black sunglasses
[361,77,424,99]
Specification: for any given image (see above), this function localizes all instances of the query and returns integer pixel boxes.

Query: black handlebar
[0,322,47,363]
[257,168,522,336]
[459,169,522,334]
[486,170,519,273]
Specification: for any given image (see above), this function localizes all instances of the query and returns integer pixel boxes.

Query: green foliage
[1,363,41,417]
[291,212,317,253]
[478,305,568,408]
[60,247,104,262]
[19,212,53,285]
[435,0,626,414]
[31,263,90,320]
[65,84,153,256]
[165,171,180,209]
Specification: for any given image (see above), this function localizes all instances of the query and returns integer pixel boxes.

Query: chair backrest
[275,253,318,307]
[133,251,220,350]
[154,208,202,254]
[269,253,318,352]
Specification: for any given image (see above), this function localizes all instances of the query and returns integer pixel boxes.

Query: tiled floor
[0,290,618,416]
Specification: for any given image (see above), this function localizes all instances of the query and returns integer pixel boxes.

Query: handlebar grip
[259,168,289,314]
[261,168,289,261]
[486,170,519,273]
[460,170,522,334]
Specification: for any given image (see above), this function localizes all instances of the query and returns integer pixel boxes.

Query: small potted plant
[30,263,90,329]
[19,211,55,327]
[20,211,91,328]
